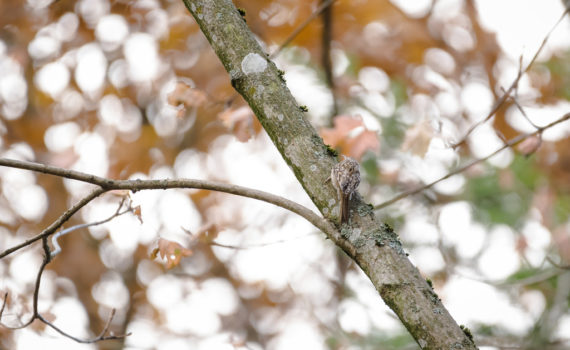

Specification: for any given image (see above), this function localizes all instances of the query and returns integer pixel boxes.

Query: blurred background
[0,0,569,349]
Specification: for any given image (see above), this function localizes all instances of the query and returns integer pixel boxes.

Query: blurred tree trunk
[181,0,478,349]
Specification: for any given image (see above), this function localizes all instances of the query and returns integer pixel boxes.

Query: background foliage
[0,0,569,349]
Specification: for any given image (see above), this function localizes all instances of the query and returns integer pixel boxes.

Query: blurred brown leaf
[320,115,379,160]
[218,106,256,142]
[401,120,433,157]
[133,205,143,224]
[193,223,220,244]
[516,134,542,157]
[553,226,570,264]
[152,238,193,269]
[167,81,209,118]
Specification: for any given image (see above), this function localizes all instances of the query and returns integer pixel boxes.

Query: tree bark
[181,0,478,348]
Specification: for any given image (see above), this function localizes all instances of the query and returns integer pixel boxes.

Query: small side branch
[0,292,8,321]
[0,187,105,259]
[0,207,132,342]
[38,310,130,344]
[269,0,336,59]
[375,112,570,210]
[50,197,134,257]
[451,9,569,149]
[0,157,335,344]
[0,159,335,260]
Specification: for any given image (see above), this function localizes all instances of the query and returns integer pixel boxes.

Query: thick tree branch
[181,0,477,348]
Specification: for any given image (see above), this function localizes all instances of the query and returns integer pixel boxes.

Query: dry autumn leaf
[30,311,56,332]
[320,115,380,160]
[193,223,220,244]
[133,205,143,224]
[218,106,256,142]
[516,134,542,156]
[167,81,209,118]
[152,238,193,269]
[401,119,433,157]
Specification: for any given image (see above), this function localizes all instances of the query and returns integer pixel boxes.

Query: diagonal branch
[0,187,105,259]
[269,0,336,59]
[451,9,569,149]
[50,197,134,257]
[375,112,570,210]
[181,0,477,348]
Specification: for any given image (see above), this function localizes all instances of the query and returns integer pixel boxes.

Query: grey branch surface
[181,0,477,349]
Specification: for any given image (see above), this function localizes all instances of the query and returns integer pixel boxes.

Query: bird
[330,157,360,223]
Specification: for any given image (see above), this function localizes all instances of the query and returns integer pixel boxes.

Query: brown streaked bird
[331,157,360,223]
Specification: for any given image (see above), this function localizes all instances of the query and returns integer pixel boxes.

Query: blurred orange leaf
[167,81,209,118]
[516,134,542,157]
[218,106,255,142]
[320,115,379,160]
[31,311,56,332]
[109,190,131,197]
[133,205,143,223]
[182,223,220,245]
[150,247,160,260]
[152,238,193,269]
[194,223,220,244]
[401,120,433,156]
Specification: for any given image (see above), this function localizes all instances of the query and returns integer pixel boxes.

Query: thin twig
[0,156,336,341]
[0,158,336,344]
[51,198,132,257]
[547,256,570,270]
[1,230,130,342]
[269,0,336,59]
[0,159,336,260]
[451,9,568,149]
[375,112,570,210]
[502,86,541,129]
[0,238,52,330]
[319,0,338,118]
[38,312,130,343]
[0,187,105,259]
[0,158,115,187]
[209,232,317,250]
[0,292,7,321]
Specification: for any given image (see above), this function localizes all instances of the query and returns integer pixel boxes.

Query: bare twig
[50,197,133,257]
[0,292,7,321]
[0,159,335,260]
[547,256,570,270]
[0,187,105,259]
[0,153,338,343]
[0,228,130,342]
[269,0,336,59]
[375,112,570,210]
[477,335,570,350]
[319,0,338,118]
[502,86,541,130]
[451,9,568,149]
[209,232,317,250]
[37,309,130,343]
[0,156,336,343]
[0,238,55,331]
